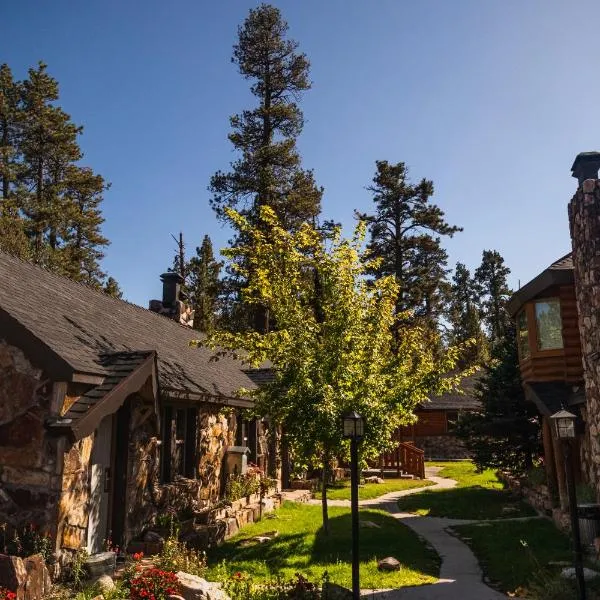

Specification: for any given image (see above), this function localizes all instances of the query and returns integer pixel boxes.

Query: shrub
[154,535,206,577]
[219,568,326,600]
[225,473,260,502]
[0,522,53,563]
[129,567,180,600]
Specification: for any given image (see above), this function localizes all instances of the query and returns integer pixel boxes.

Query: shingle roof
[420,374,482,411]
[508,252,574,316]
[0,251,256,401]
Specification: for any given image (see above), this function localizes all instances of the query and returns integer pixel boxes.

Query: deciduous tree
[204,206,459,531]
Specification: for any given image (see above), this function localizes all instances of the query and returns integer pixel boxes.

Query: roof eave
[508,268,574,317]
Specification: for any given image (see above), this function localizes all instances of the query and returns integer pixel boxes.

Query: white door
[87,415,113,554]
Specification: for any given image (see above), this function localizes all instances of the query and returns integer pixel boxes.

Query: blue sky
[3,1,597,305]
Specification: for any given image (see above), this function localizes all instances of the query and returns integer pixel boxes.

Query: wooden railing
[372,441,425,479]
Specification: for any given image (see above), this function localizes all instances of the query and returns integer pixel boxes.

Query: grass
[205,501,439,589]
[451,519,593,596]
[314,477,434,500]
[397,461,536,520]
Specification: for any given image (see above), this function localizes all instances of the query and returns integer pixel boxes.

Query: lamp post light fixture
[551,409,586,600]
[343,411,364,600]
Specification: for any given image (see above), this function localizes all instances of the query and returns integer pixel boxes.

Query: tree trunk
[321,453,329,535]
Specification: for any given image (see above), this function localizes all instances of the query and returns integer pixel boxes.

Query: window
[535,299,563,351]
[160,406,198,482]
[446,411,459,433]
[517,310,530,359]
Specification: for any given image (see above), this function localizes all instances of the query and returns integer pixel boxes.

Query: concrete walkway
[310,466,509,599]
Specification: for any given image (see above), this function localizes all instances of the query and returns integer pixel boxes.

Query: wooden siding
[400,410,448,438]
[518,285,583,383]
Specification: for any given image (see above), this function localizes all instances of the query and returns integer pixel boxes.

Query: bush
[154,536,206,577]
[129,567,180,600]
[0,522,53,563]
[219,568,327,600]
[225,473,261,502]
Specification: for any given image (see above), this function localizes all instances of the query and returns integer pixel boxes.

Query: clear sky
[3,1,597,305]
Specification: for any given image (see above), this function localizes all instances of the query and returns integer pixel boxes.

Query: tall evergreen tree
[360,160,461,335]
[187,235,223,332]
[474,250,511,347]
[210,4,322,332]
[0,61,119,292]
[0,64,28,257]
[455,326,540,475]
[448,262,488,367]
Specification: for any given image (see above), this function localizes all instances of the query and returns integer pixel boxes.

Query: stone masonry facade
[569,178,600,495]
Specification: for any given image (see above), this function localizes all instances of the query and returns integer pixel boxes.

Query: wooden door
[87,415,113,554]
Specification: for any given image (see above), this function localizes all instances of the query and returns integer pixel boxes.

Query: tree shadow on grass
[398,487,535,520]
[208,532,308,574]
[310,510,438,578]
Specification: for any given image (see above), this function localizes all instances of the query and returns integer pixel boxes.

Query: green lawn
[205,501,439,589]
[314,477,434,500]
[451,519,590,597]
[397,461,536,520]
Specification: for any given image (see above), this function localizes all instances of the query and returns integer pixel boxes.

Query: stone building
[0,250,272,564]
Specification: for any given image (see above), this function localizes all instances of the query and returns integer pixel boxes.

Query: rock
[23,554,51,599]
[364,476,384,484]
[94,574,116,593]
[0,554,27,596]
[85,552,116,578]
[91,596,104,600]
[561,567,600,581]
[0,553,51,600]
[144,530,165,543]
[176,571,231,600]
[378,556,401,571]
[360,520,381,529]
[168,596,186,600]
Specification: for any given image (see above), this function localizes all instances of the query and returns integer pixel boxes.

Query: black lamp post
[343,411,364,600]
[551,409,586,600]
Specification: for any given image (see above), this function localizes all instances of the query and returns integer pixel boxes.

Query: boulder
[144,530,165,543]
[176,571,231,600]
[0,553,51,600]
[93,574,115,593]
[561,567,600,581]
[85,552,116,578]
[378,556,401,571]
[364,476,384,484]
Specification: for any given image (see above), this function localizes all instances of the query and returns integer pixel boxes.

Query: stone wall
[0,341,61,534]
[414,435,470,460]
[57,435,93,554]
[568,178,600,492]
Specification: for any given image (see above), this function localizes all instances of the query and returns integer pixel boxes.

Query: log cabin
[508,253,584,509]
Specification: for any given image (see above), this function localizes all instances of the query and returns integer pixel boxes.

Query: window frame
[160,404,198,483]
[534,297,564,352]
[517,296,564,362]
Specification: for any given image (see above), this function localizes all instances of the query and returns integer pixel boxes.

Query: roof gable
[0,251,256,400]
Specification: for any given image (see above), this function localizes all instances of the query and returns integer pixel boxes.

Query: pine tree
[187,235,222,332]
[360,160,461,335]
[210,4,322,332]
[474,250,511,347]
[62,165,110,286]
[20,63,82,264]
[103,277,122,299]
[448,262,488,367]
[0,64,29,257]
[455,326,540,474]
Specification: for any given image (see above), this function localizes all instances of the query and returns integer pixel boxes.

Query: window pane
[535,299,563,350]
[517,310,530,359]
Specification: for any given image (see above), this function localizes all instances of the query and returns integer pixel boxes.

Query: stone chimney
[149,272,195,327]
[568,151,600,491]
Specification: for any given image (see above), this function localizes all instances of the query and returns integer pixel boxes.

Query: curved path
[309,466,508,599]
